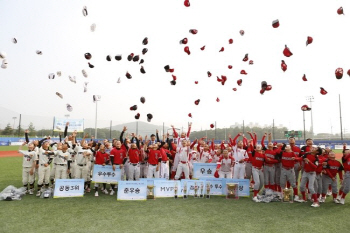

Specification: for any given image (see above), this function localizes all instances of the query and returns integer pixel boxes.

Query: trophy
[282,188,293,203]
[194,182,199,198]
[200,183,204,198]
[147,185,155,199]
[183,182,188,199]
[206,182,211,198]
[226,183,239,199]
[174,182,178,199]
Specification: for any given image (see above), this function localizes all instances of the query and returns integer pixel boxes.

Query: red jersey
[246,147,253,162]
[95,151,110,165]
[264,149,278,165]
[316,155,327,174]
[325,160,343,179]
[110,148,127,164]
[251,151,266,168]
[281,151,301,168]
[128,148,140,164]
[147,149,161,165]
[160,148,170,161]
[342,153,350,172]
[302,154,318,172]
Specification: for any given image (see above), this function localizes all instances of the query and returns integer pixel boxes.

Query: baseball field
[0,146,349,233]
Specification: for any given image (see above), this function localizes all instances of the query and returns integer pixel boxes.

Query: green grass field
[0,145,21,151]
[1,155,350,233]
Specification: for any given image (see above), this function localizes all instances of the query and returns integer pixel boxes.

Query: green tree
[2,123,13,135]
[16,125,24,137]
[28,122,36,136]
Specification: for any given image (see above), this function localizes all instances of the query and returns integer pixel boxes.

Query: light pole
[12,117,17,136]
[301,105,311,141]
[93,95,101,139]
[306,96,314,137]
[339,94,343,141]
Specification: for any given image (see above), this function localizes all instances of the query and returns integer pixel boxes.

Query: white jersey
[219,157,234,172]
[198,150,212,163]
[176,146,190,162]
[55,150,71,165]
[174,137,189,149]
[232,145,248,163]
[74,145,91,165]
[36,147,54,165]
[19,150,36,167]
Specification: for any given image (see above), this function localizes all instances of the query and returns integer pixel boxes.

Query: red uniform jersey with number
[325,160,343,179]
[95,151,109,165]
[128,148,140,163]
[342,153,350,172]
[281,151,301,168]
[264,149,278,165]
[316,155,327,174]
[110,148,127,164]
[160,148,170,162]
[148,149,161,165]
[302,154,318,172]
[251,151,266,168]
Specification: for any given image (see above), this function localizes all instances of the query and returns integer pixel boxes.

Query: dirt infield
[0,151,344,159]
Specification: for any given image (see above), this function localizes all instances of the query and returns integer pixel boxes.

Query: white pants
[160,162,169,179]
[124,159,130,180]
[55,165,68,179]
[22,167,35,185]
[147,164,159,178]
[233,163,245,179]
[50,164,56,180]
[70,162,76,179]
[219,170,232,179]
[172,155,179,171]
[128,163,140,181]
[38,165,50,185]
[75,165,88,182]
[175,163,189,180]
[140,163,148,178]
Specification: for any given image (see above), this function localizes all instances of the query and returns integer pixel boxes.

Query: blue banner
[180,179,205,197]
[222,179,250,197]
[154,180,181,198]
[117,180,147,200]
[193,163,217,179]
[92,165,121,183]
[53,179,85,198]
[0,141,9,146]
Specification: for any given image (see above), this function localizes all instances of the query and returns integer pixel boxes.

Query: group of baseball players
[18,122,349,206]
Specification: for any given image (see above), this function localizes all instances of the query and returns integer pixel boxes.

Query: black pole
[18,114,21,137]
[303,111,306,141]
[339,94,343,141]
[110,120,112,140]
[272,119,275,141]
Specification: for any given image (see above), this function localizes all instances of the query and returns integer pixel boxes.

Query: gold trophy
[194,182,199,198]
[226,183,238,199]
[147,185,155,199]
[183,181,188,199]
[282,188,293,203]
[174,182,178,199]
[206,182,211,199]
[200,183,204,198]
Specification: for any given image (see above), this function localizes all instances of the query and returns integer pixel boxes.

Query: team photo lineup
[18,122,349,207]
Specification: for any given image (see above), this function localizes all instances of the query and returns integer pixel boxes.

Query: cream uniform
[232,145,248,179]
[174,146,191,180]
[18,149,36,190]
[74,145,91,181]
[54,150,71,179]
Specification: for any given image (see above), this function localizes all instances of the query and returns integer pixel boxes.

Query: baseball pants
[147,165,159,178]
[86,161,92,182]
[175,163,189,180]
[172,155,179,172]
[75,165,88,182]
[219,170,232,179]
[280,168,296,189]
[55,165,68,179]
[275,163,281,186]
[322,175,338,194]
[124,159,130,180]
[128,163,140,181]
[300,171,316,194]
[233,163,245,179]
[264,165,275,186]
[252,167,264,191]
[140,163,148,178]
[70,162,76,179]
[38,165,50,185]
[160,162,169,179]
[245,162,252,180]
[314,173,322,194]
[50,164,56,181]
[22,167,35,186]
[342,172,350,194]
[294,163,301,184]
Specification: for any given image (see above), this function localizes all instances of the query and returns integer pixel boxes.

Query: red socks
[301,191,306,200]
[312,193,318,203]
[332,193,337,199]
[293,188,298,196]
[253,190,259,197]
[341,193,347,199]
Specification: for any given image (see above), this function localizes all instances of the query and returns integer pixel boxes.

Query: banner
[92,165,121,183]
[199,178,224,195]
[53,117,84,132]
[180,179,205,197]
[193,163,217,179]
[53,179,85,198]
[222,179,250,197]
[154,180,181,198]
[0,141,9,146]
[117,180,147,200]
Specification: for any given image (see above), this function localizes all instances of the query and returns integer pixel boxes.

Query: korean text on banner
[193,163,217,179]
[199,177,224,195]
[92,165,121,183]
[54,179,85,198]
[117,180,147,200]
[154,180,181,198]
[54,117,84,132]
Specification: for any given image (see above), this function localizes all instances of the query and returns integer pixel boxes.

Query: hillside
[109,121,171,137]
